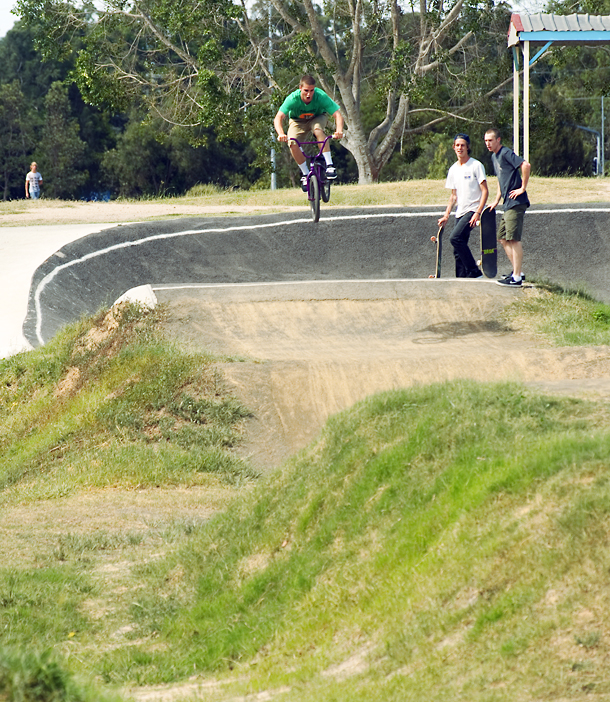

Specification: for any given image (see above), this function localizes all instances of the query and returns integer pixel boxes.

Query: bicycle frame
[290,136,333,222]
[290,135,332,200]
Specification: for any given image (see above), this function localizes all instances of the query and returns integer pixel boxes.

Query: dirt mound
[158,280,610,469]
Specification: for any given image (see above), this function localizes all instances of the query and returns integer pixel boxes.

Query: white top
[445,157,486,218]
[26,171,43,191]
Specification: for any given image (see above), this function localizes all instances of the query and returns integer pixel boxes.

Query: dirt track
[158,280,610,469]
[14,204,610,470]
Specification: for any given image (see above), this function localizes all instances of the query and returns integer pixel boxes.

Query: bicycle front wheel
[309,173,320,222]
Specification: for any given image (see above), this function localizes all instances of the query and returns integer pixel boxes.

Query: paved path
[0,223,117,357]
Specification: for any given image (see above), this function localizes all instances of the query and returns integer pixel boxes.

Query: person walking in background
[484,128,530,287]
[274,74,344,191]
[25,162,43,199]
[437,133,488,278]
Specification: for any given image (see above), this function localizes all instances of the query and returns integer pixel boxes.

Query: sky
[0,2,17,38]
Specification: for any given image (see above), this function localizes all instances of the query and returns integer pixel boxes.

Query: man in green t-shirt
[274,75,344,190]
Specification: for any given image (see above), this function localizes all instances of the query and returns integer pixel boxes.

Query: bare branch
[419,31,474,74]
[270,0,307,33]
[301,0,340,72]
[131,2,198,68]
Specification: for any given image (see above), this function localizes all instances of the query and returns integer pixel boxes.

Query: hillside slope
[2,296,610,702]
[127,380,610,702]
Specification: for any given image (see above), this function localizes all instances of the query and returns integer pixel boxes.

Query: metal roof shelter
[508,13,610,165]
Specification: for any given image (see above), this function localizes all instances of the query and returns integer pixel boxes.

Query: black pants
[449,212,481,278]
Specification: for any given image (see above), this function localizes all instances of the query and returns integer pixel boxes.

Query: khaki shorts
[287,115,328,143]
[498,204,527,242]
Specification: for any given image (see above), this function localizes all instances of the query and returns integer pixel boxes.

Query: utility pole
[601,95,606,176]
[269,3,276,190]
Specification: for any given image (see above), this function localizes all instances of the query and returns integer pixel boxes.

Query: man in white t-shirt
[437,134,488,278]
[25,162,43,199]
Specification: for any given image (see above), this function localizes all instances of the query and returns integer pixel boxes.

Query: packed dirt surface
[157,280,610,470]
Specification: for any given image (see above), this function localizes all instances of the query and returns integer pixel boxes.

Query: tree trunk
[344,132,375,184]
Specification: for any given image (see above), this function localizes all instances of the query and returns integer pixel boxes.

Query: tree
[102,113,261,197]
[0,82,32,200]
[16,0,515,184]
[39,82,88,198]
[0,22,120,196]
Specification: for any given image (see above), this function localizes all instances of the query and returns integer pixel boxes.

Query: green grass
[2,290,610,701]
[0,649,122,702]
[504,280,610,346]
[0,303,256,504]
[110,381,610,700]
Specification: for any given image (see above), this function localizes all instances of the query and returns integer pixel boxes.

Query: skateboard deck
[479,207,497,278]
[429,225,443,279]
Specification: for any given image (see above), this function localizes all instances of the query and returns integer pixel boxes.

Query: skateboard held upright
[479,207,497,278]
[429,225,444,279]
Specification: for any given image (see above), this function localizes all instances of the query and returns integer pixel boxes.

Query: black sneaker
[300,175,308,192]
[500,272,525,281]
[496,276,522,287]
[326,165,337,180]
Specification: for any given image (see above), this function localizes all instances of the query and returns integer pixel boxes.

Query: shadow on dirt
[412,320,512,344]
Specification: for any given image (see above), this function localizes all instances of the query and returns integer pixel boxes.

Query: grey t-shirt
[491,146,529,210]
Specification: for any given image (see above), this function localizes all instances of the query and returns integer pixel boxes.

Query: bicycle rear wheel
[309,173,320,222]
[321,178,331,203]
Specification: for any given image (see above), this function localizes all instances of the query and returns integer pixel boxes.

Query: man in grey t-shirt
[484,128,530,287]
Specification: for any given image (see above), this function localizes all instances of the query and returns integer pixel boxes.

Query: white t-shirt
[445,157,486,218]
[26,171,43,192]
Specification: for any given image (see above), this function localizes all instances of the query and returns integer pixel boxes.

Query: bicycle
[290,135,333,223]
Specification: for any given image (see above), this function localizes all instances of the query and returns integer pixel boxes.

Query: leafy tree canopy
[15,0,516,182]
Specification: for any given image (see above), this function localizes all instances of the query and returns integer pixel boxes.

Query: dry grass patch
[1,177,607,227]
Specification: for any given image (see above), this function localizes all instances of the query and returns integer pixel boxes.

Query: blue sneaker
[326,165,337,180]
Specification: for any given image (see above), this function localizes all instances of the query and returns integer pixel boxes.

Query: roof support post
[512,46,520,155]
[523,40,530,162]
[602,96,605,176]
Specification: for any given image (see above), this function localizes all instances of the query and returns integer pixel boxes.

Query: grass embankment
[506,281,610,347]
[1,288,610,701]
[0,176,608,227]
[187,175,608,208]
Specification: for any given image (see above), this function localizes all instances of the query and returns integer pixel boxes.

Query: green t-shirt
[279,87,340,121]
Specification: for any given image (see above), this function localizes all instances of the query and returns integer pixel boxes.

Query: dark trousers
[449,212,480,278]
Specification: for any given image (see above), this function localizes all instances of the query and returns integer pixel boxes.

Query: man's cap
[453,133,470,144]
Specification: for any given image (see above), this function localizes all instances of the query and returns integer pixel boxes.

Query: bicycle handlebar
[287,135,333,158]
[288,136,333,147]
